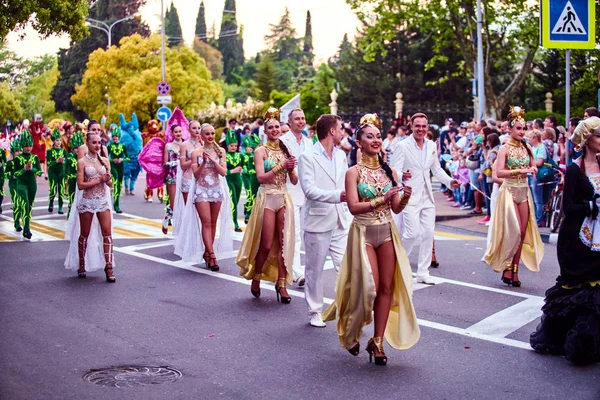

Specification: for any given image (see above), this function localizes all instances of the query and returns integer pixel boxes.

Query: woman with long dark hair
[323,114,420,366]
[484,107,544,287]
[64,131,116,282]
[530,117,600,365]
[237,108,298,304]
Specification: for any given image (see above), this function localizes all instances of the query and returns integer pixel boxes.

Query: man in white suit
[280,108,314,286]
[391,113,459,285]
[299,114,351,327]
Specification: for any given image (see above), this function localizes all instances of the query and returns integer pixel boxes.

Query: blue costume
[119,113,143,194]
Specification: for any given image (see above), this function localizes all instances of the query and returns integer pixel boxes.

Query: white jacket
[390,135,453,206]
[299,143,351,233]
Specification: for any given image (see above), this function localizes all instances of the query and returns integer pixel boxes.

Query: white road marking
[114,246,537,351]
[466,297,544,338]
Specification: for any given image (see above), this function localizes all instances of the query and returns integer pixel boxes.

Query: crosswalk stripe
[29,221,65,240]
[113,227,154,238]
[0,232,17,241]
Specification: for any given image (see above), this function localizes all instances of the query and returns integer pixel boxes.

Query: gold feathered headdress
[264,107,280,122]
[359,113,382,129]
[508,106,526,126]
[572,116,600,152]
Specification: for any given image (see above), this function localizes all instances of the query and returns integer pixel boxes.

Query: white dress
[64,165,114,272]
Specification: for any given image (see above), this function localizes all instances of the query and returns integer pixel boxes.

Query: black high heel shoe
[348,343,360,356]
[251,273,261,298]
[511,264,521,287]
[275,278,291,304]
[501,269,512,285]
[366,337,387,366]
[104,266,116,283]
[207,253,219,272]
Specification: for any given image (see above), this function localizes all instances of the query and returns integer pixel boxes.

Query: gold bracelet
[371,197,385,209]
[271,164,282,174]
[510,169,521,177]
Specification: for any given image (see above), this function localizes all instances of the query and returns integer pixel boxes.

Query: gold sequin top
[506,139,530,170]
[356,155,392,221]
[263,140,287,188]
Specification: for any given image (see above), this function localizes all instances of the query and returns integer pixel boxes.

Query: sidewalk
[433,189,555,243]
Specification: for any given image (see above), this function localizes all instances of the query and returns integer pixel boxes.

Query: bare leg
[97,210,115,282]
[77,212,93,276]
[251,210,276,293]
[511,201,530,283]
[372,240,396,359]
[195,202,214,254]
[182,192,188,204]
[275,207,289,298]
[168,183,176,210]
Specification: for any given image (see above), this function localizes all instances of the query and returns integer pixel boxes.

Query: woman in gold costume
[484,107,544,287]
[236,108,298,304]
[323,114,420,366]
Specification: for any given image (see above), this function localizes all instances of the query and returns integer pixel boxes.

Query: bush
[524,110,566,127]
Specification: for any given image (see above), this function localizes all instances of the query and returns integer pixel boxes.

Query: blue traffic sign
[157,106,172,122]
[541,0,595,49]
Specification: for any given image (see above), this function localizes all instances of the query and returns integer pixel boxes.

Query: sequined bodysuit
[505,139,531,204]
[261,141,288,212]
[78,163,110,213]
[194,146,225,203]
[165,141,181,185]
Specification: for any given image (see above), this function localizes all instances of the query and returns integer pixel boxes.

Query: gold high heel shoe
[366,337,387,366]
[251,273,261,298]
[275,278,291,304]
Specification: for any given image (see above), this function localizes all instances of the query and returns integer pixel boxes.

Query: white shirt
[316,141,335,178]
[408,134,427,166]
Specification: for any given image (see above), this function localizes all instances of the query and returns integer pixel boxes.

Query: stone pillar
[329,89,339,115]
[394,92,404,117]
[545,92,553,113]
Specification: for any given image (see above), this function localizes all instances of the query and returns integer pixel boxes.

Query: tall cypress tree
[195,1,207,41]
[303,11,313,54]
[165,1,183,47]
[52,0,149,118]
[218,0,244,83]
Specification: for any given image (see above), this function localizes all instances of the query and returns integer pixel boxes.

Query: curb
[435,214,475,223]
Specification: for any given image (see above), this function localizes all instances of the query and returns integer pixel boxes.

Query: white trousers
[304,226,348,315]
[292,204,304,281]
[401,204,436,280]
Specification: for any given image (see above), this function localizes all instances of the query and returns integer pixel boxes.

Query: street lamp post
[86,13,140,117]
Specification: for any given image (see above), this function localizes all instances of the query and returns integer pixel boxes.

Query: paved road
[0,177,598,400]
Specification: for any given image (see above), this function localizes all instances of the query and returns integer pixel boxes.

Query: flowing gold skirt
[236,185,295,284]
[484,178,544,272]
[323,213,420,350]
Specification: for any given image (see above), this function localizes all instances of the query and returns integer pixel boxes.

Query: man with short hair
[280,108,314,286]
[533,118,544,130]
[299,114,351,327]
[584,107,599,119]
[391,113,459,284]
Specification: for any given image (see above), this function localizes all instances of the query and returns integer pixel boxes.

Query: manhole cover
[83,365,182,388]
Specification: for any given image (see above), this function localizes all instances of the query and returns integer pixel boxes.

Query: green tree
[0,44,26,87]
[192,38,223,79]
[346,0,540,118]
[265,8,302,62]
[303,11,314,63]
[195,1,207,41]
[52,0,150,119]
[165,0,183,47]
[71,34,223,124]
[0,82,23,124]
[16,56,59,121]
[255,55,277,101]
[218,0,244,83]
[1,0,89,40]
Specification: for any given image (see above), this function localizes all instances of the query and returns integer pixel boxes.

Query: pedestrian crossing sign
[541,0,596,49]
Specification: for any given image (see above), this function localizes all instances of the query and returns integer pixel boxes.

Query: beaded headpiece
[70,132,84,149]
[508,106,526,126]
[20,130,33,147]
[572,116,600,152]
[51,128,61,141]
[359,113,382,129]
[264,107,280,122]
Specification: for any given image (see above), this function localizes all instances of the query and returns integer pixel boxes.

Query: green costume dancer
[241,133,261,223]
[4,141,22,227]
[46,129,67,214]
[0,143,6,214]
[65,132,84,218]
[107,127,129,214]
[225,131,243,231]
[14,131,42,239]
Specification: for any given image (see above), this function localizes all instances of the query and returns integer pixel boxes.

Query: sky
[6,0,361,64]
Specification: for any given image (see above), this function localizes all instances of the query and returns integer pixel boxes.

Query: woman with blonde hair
[484,107,544,287]
[237,108,298,304]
